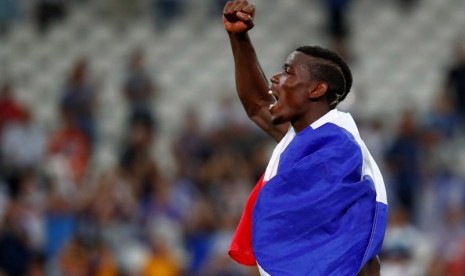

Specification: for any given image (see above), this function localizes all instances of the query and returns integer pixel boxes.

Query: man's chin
[271,116,285,125]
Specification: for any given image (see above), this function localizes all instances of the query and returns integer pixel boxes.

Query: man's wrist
[228,32,250,41]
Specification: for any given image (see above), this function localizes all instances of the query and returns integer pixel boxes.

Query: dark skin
[223,1,331,142]
[223,1,381,275]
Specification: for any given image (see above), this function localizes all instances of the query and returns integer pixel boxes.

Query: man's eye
[282,65,292,75]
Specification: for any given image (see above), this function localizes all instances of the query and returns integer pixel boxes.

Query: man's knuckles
[224,12,240,22]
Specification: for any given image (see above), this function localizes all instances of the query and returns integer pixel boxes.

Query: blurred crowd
[0,52,268,275]
[1,0,465,276]
[0,0,231,36]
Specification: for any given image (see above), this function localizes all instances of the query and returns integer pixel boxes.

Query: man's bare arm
[358,255,381,276]
[223,0,288,142]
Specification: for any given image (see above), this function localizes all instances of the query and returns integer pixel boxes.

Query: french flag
[229,109,388,275]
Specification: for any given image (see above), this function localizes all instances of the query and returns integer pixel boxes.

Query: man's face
[269,51,314,125]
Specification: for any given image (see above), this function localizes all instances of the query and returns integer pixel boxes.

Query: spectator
[119,111,160,201]
[324,0,352,59]
[123,48,156,121]
[152,0,184,32]
[0,82,25,136]
[44,178,78,257]
[58,238,117,276]
[184,198,217,274]
[74,170,132,252]
[10,170,46,253]
[429,206,465,276]
[47,109,91,185]
[60,58,97,146]
[444,41,465,126]
[34,0,67,34]
[57,238,91,275]
[142,218,184,276]
[0,199,34,275]
[0,0,21,36]
[26,253,46,276]
[422,92,458,138]
[380,207,432,276]
[1,109,46,173]
[172,108,213,183]
[385,110,421,216]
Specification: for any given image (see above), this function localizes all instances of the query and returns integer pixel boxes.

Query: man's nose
[270,73,279,84]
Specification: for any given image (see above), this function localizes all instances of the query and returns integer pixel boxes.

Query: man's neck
[292,106,332,133]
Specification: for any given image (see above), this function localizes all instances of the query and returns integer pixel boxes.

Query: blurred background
[1,0,465,275]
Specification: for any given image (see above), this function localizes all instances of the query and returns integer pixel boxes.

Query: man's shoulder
[310,120,359,146]
[287,123,361,162]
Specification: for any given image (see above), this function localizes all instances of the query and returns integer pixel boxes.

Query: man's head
[268,46,352,131]
[295,46,352,108]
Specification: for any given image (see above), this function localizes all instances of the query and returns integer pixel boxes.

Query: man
[222,1,388,275]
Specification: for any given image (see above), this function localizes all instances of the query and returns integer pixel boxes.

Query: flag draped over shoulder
[228,110,388,276]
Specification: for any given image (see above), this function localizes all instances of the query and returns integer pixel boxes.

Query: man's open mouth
[268,90,279,109]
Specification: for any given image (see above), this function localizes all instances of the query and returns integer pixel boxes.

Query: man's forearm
[228,32,287,141]
[228,32,270,117]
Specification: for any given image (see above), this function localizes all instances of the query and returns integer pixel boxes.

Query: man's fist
[223,0,255,33]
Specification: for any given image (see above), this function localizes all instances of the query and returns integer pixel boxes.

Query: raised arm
[223,0,288,142]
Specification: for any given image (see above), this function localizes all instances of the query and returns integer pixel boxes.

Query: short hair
[295,46,352,108]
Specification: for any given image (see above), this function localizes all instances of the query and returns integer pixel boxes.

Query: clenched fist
[223,0,255,33]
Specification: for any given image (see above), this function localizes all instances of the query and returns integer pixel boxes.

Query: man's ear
[308,82,328,99]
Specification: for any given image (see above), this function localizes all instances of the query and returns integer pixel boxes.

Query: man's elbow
[244,104,264,120]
